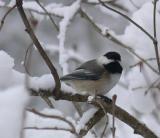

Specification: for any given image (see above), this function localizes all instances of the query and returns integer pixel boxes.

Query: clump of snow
[30,74,55,91]
[0,86,29,138]
[0,0,5,6]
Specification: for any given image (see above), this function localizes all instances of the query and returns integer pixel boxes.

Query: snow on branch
[57,0,81,74]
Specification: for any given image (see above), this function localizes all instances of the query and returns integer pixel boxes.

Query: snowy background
[0,0,160,138]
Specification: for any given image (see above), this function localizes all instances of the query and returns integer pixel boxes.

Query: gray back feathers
[60,60,105,81]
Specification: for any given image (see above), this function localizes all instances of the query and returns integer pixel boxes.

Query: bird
[60,51,123,96]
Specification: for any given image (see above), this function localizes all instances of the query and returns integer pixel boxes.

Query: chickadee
[60,51,123,95]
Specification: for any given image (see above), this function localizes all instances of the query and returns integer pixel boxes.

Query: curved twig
[153,0,160,72]
[16,0,61,98]
[26,108,76,133]
[35,0,59,32]
[0,4,16,31]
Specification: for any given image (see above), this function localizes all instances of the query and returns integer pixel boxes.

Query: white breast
[66,73,121,95]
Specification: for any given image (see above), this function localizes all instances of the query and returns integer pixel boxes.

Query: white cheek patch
[96,56,112,66]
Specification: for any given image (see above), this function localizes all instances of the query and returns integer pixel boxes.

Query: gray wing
[60,60,105,81]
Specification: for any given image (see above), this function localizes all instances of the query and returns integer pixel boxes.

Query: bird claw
[97,95,112,104]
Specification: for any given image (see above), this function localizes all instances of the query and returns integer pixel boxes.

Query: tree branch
[30,88,158,138]
[16,0,61,98]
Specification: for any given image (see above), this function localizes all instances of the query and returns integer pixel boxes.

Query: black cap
[104,51,121,61]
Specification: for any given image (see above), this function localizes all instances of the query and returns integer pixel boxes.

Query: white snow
[0,86,29,138]
[30,74,55,91]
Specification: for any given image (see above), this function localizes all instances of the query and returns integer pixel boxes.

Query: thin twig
[0,4,16,31]
[129,0,140,9]
[145,77,160,95]
[16,0,61,99]
[41,96,54,108]
[84,0,129,12]
[153,0,160,72]
[35,0,59,32]
[24,127,77,135]
[26,108,76,133]
[100,115,109,138]
[130,57,159,68]
[111,95,117,138]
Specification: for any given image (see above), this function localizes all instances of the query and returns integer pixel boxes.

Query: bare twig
[73,102,83,117]
[41,96,54,108]
[84,0,129,12]
[35,0,59,31]
[24,43,34,75]
[145,77,160,95]
[0,4,16,31]
[111,95,117,138]
[100,115,109,138]
[130,57,159,68]
[0,4,62,18]
[16,0,61,98]
[24,126,77,134]
[153,0,160,72]
[30,88,158,138]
